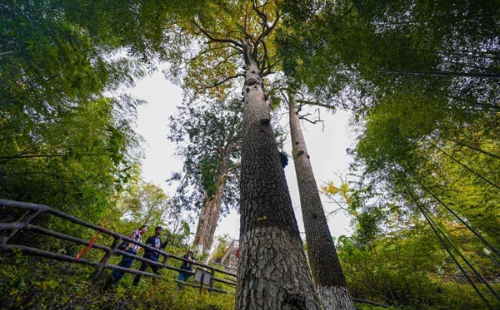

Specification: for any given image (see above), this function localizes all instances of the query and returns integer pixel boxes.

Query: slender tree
[287,91,355,309]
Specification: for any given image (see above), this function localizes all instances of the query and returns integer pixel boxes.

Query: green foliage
[116,181,170,226]
[3,0,499,309]
[279,0,500,127]
[0,0,145,226]
[322,170,500,309]
[284,2,500,307]
[337,215,500,310]
[0,98,141,220]
[0,250,234,310]
[1,0,231,309]
[211,234,233,261]
[168,98,242,216]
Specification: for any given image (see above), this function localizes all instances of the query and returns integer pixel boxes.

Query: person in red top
[110,225,148,285]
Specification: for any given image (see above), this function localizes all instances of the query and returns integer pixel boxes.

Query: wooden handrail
[0,199,236,293]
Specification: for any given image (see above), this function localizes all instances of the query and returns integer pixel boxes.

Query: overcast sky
[130,68,356,245]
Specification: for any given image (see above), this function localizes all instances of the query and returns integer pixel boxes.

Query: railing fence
[0,199,237,294]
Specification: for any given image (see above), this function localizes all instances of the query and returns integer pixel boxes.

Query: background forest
[1,0,499,309]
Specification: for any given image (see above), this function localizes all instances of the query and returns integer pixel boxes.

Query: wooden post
[200,272,204,295]
[91,237,120,282]
[0,210,40,244]
[209,267,215,292]
[162,254,169,267]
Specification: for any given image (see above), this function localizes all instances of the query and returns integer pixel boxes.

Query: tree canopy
[168,98,242,215]
[1,0,499,309]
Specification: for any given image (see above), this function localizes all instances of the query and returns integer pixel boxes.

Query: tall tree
[287,91,354,309]
[238,45,320,310]
[168,98,242,256]
[166,1,322,308]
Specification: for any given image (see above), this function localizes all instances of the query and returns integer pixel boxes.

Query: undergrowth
[0,252,235,310]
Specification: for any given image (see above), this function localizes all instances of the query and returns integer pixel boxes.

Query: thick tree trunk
[236,53,322,310]
[288,92,355,310]
[193,194,211,254]
[194,155,229,257]
[202,155,229,256]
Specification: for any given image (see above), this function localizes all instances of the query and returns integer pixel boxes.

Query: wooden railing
[210,261,238,273]
[0,199,237,293]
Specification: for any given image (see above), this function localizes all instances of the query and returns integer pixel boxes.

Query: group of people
[109,225,196,287]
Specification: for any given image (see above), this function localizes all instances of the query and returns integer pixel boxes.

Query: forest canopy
[0,0,499,309]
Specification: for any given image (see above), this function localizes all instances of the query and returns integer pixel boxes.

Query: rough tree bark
[202,154,229,255]
[193,194,210,253]
[193,154,229,256]
[288,92,355,310]
[236,51,322,310]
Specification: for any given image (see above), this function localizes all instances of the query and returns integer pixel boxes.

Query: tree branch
[259,39,270,73]
[258,10,280,44]
[194,22,244,49]
[297,99,336,110]
[383,69,500,80]
[300,110,325,130]
[0,153,108,160]
[226,164,241,174]
[300,116,324,125]
[352,298,391,308]
[201,74,244,89]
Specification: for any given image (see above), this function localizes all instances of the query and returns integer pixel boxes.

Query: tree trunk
[193,194,212,254]
[194,154,230,257]
[236,52,322,310]
[202,154,229,257]
[288,92,355,310]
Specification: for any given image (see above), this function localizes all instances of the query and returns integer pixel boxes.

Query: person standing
[133,226,170,286]
[177,249,196,282]
[110,225,148,285]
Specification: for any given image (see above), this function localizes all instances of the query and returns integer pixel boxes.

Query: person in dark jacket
[177,249,196,282]
[133,226,170,287]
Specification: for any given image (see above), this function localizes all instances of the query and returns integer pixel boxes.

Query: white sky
[130,69,355,245]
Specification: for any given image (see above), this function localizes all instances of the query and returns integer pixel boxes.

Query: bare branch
[279,89,289,105]
[253,0,268,26]
[299,116,323,125]
[299,108,325,130]
[251,1,280,66]
[219,51,241,66]
[261,57,278,76]
[194,22,244,49]
[185,45,226,62]
[255,10,280,47]
[327,208,344,217]
[297,99,336,110]
[323,192,348,211]
[226,164,241,174]
[201,74,244,89]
